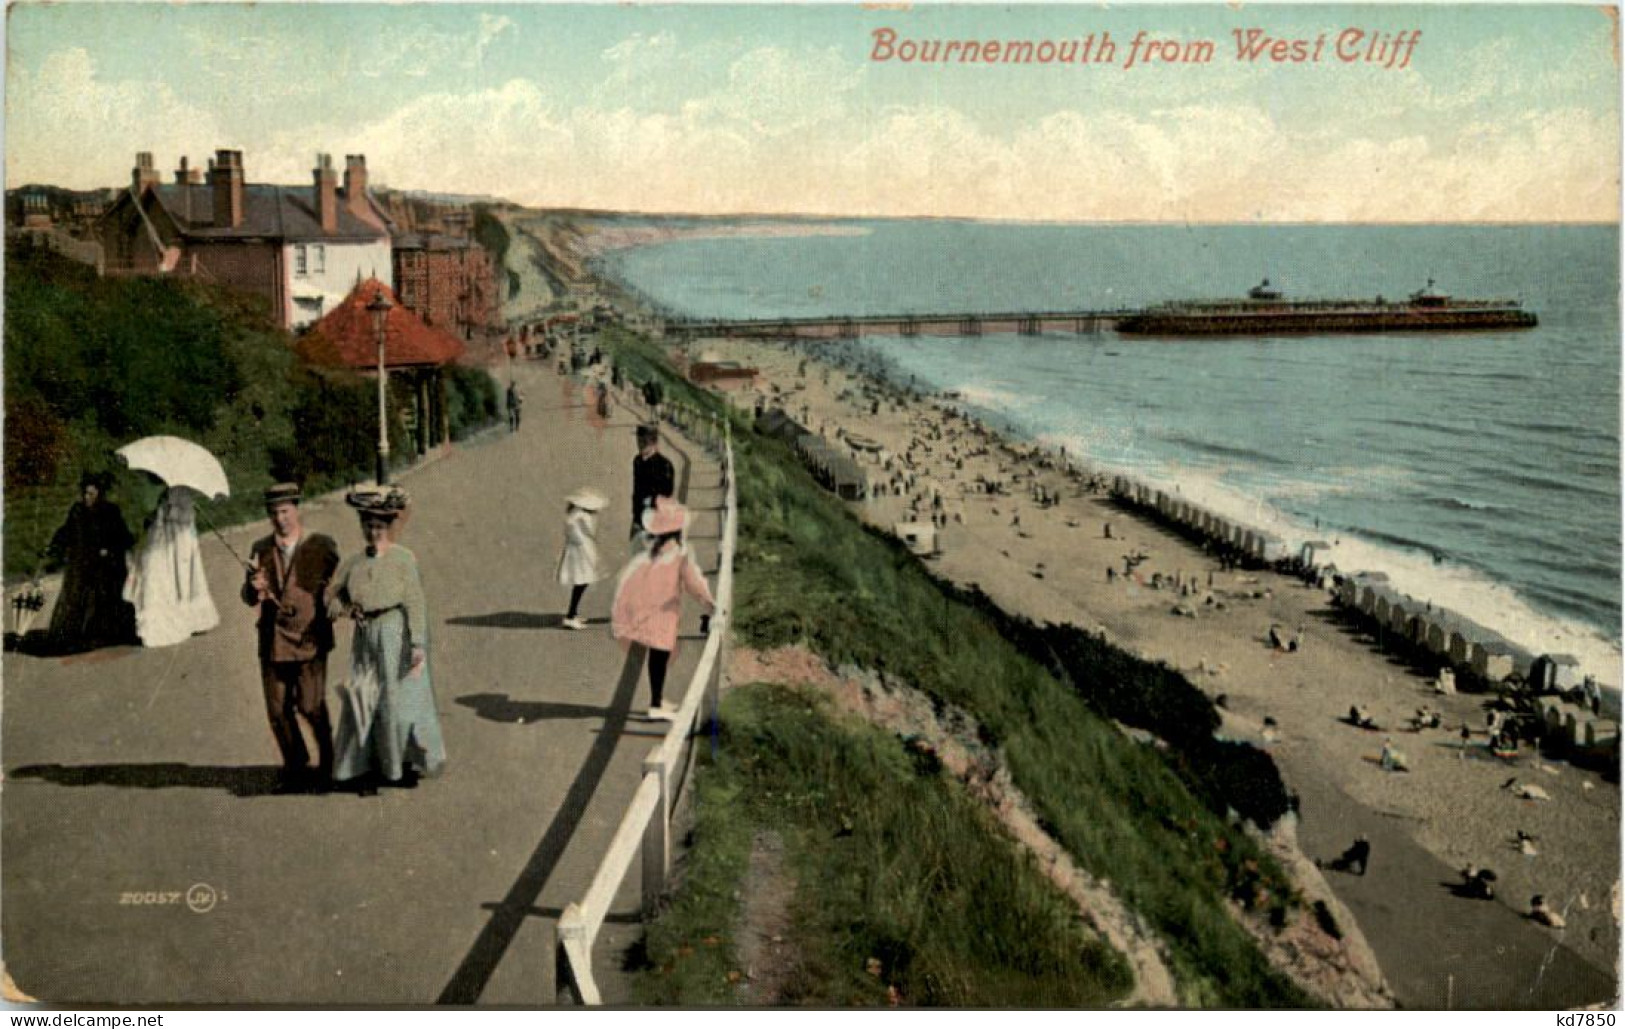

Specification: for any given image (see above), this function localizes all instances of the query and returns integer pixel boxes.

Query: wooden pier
[662,309,1134,341]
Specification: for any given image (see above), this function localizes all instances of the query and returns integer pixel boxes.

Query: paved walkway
[2,359,723,1005]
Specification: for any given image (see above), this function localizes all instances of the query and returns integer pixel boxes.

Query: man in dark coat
[241,483,340,793]
[43,471,136,653]
[630,424,675,539]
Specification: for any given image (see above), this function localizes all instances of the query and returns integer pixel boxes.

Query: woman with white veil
[124,486,220,647]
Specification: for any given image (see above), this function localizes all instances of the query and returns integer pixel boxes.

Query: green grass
[603,328,1316,1007]
[636,684,1133,1006]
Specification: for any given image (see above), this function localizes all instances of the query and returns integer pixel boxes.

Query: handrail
[555,419,736,1005]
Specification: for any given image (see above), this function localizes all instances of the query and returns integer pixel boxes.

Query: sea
[599,222,1622,680]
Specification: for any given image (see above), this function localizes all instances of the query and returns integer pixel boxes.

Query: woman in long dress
[557,488,607,630]
[41,472,136,653]
[611,496,715,720]
[328,486,445,795]
[124,486,219,647]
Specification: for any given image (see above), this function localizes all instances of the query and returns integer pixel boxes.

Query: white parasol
[115,435,231,500]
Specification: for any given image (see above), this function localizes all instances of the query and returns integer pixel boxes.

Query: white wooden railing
[554,421,736,1005]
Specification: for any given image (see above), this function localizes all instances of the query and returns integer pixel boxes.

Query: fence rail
[554,420,736,1005]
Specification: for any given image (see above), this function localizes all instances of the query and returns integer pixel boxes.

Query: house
[392,231,499,339]
[294,277,466,459]
[97,149,393,330]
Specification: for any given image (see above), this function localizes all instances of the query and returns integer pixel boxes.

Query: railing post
[555,903,593,1005]
[640,759,671,915]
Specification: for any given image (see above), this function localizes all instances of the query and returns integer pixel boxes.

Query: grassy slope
[637,684,1132,1006]
[604,328,1314,1007]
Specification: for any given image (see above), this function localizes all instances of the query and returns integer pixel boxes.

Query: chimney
[174,156,193,222]
[209,148,245,229]
[131,151,160,193]
[313,153,338,233]
[343,154,370,220]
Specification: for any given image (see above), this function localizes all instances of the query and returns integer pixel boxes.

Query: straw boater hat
[263,482,302,506]
[565,487,608,512]
[345,485,410,520]
[640,496,688,536]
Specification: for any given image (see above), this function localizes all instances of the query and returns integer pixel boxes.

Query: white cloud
[6,48,233,188]
[8,44,1617,223]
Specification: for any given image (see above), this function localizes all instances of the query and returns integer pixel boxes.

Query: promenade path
[2,359,723,1005]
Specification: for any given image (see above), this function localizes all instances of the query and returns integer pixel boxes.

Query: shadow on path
[445,612,564,630]
[9,763,288,798]
[435,644,647,1004]
[456,693,612,725]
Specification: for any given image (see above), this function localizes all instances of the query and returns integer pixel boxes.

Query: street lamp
[368,289,394,485]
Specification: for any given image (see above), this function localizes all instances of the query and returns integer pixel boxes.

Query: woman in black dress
[42,472,136,653]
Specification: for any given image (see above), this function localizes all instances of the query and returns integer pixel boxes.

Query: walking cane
[194,507,254,573]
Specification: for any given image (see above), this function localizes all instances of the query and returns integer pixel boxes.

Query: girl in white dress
[557,488,607,630]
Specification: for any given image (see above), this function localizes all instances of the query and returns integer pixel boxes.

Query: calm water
[603,222,1621,670]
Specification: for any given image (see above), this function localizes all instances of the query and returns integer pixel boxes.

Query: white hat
[565,487,608,512]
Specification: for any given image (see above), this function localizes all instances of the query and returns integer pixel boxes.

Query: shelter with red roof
[296,277,467,461]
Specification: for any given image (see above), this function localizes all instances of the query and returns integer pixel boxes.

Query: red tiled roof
[298,278,465,369]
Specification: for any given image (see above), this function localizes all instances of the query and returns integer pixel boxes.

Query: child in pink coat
[611,497,716,720]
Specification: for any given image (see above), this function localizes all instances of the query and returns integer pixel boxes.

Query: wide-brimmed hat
[263,482,302,506]
[640,496,688,536]
[345,485,410,520]
[565,487,608,512]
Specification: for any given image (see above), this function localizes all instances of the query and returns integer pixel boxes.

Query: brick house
[97,149,394,330]
[391,231,499,340]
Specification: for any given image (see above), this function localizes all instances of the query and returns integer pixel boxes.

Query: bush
[445,364,499,440]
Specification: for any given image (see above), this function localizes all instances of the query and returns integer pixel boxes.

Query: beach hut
[1259,532,1290,565]
[1583,718,1619,750]
[893,521,938,558]
[1230,524,1249,550]
[1300,540,1333,571]
[1336,576,1361,608]
[1471,641,1518,683]
[1386,597,1412,637]
[1421,612,1455,657]
[1530,654,1584,694]
[1238,529,1258,559]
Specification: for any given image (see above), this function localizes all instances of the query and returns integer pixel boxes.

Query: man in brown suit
[241,483,340,794]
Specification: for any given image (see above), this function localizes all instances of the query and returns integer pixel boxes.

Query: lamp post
[368,290,394,485]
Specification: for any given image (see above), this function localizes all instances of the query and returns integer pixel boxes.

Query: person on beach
[125,485,219,647]
[557,488,607,630]
[612,497,717,721]
[242,483,340,794]
[39,471,138,654]
[1529,895,1567,929]
[328,486,446,796]
[630,424,675,541]
[1326,836,1371,876]
[1380,737,1408,772]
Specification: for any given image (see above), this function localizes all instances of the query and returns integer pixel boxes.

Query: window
[314,244,326,274]
[294,244,307,276]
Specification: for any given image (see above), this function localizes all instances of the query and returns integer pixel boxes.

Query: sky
[5,3,1620,222]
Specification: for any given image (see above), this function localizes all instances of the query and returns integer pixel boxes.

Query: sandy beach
[697,335,1621,996]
